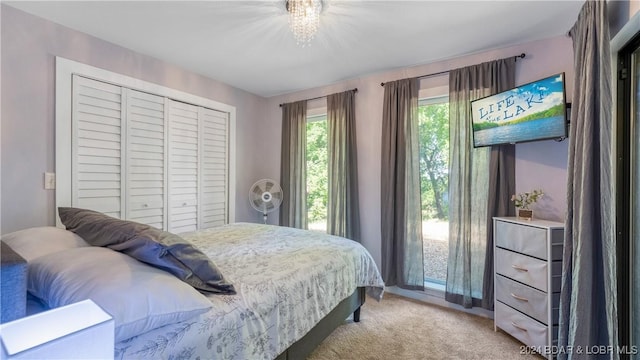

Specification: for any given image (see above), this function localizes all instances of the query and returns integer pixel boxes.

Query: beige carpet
[307,293,544,360]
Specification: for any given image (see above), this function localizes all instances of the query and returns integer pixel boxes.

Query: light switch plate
[44,172,56,190]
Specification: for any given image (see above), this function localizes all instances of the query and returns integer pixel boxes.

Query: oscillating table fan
[249,179,283,224]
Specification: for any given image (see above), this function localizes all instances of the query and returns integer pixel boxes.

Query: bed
[2,219,384,360]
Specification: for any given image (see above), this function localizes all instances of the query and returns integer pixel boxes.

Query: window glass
[306,114,328,232]
[418,96,450,287]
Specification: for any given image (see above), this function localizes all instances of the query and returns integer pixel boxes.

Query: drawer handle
[182,202,188,206]
[511,264,529,272]
[510,293,529,302]
[511,322,528,332]
[143,203,149,208]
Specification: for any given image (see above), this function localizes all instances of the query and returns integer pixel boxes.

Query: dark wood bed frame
[274,287,366,360]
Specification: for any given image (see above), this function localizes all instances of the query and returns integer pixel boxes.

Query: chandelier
[286,0,323,47]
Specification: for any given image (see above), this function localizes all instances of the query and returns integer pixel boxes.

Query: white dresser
[493,217,564,359]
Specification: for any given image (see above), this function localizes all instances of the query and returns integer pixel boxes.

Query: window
[418,96,450,289]
[306,114,328,232]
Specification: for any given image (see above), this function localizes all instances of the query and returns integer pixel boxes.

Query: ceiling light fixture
[286,0,323,47]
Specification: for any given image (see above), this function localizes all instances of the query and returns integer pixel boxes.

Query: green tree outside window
[419,102,449,221]
[306,118,328,225]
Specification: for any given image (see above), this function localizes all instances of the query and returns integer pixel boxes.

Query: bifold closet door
[200,108,228,228]
[69,75,230,232]
[72,75,124,218]
[167,101,229,232]
[125,89,167,229]
[168,100,200,234]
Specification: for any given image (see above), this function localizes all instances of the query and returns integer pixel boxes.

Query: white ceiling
[6,1,585,97]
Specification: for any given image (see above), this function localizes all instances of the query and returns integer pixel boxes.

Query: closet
[69,75,229,232]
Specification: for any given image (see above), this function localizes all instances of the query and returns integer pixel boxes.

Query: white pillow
[28,247,213,342]
[1,226,89,262]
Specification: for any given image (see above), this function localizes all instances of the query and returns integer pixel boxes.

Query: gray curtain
[381,78,424,290]
[558,1,618,358]
[482,144,516,310]
[279,101,308,229]
[327,90,361,241]
[446,58,515,309]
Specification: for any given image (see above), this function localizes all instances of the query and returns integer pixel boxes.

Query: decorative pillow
[0,226,89,262]
[57,207,235,294]
[28,247,213,342]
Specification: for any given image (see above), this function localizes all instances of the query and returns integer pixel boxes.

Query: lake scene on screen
[471,74,566,147]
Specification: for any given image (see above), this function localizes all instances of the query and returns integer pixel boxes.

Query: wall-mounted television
[470,73,568,148]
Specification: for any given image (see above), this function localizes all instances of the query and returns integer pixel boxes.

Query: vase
[517,208,533,220]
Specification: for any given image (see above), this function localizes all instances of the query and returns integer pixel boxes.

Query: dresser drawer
[496,274,550,324]
[496,248,563,293]
[495,220,562,260]
[495,248,548,292]
[495,301,548,350]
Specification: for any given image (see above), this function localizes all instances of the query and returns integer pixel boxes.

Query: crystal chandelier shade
[286,0,323,47]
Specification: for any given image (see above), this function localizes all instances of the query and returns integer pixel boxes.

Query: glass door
[306,114,328,232]
[418,96,450,289]
[619,36,640,360]
[632,47,640,360]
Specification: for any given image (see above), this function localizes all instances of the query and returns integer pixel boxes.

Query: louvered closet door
[200,108,228,228]
[125,89,166,229]
[72,75,123,218]
[168,100,200,234]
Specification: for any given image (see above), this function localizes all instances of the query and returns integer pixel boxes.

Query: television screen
[470,73,568,148]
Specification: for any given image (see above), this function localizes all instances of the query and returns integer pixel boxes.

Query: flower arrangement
[511,189,544,210]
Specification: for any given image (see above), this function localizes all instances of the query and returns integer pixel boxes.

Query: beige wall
[632,0,640,19]
[0,5,267,233]
[264,36,574,267]
[609,0,640,39]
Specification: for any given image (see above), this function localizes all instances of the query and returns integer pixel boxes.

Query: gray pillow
[58,207,235,295]
[29,247,214,342]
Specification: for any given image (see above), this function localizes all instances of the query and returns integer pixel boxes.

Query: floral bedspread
[114,223,384,360]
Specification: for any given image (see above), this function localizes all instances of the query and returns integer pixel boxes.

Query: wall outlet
[44,172,56,190]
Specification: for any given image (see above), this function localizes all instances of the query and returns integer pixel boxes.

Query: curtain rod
[279,88,358,107]
[379,53,526,87]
